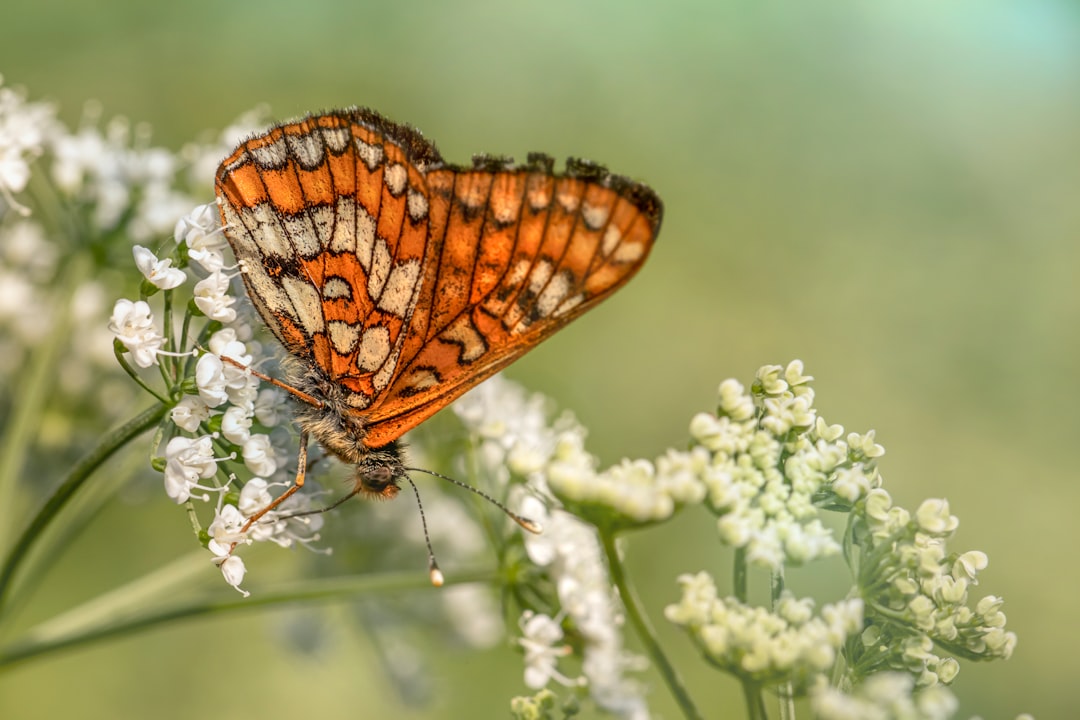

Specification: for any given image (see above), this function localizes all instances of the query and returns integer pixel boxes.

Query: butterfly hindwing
[360,156,662,447]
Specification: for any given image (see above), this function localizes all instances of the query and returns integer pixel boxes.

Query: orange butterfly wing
[215,110,440,410]
[360,155,662,447]
[216,109,661,449]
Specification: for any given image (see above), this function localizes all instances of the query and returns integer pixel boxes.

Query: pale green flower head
[688,360,895,569]
[666,571,863,689]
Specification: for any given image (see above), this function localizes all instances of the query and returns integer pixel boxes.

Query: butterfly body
[214,108,661,509]
[281,352,405,499]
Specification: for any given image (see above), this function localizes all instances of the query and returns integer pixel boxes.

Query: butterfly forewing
[215,108,661,450]
[215,110,439,410]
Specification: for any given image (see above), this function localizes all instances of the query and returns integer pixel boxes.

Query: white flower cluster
[854,489,1017,682]
[45,99,264,242]
[457,362,1018,715]
[450,364,902,718]
[0,79,112,397]
[810,672,959,720]
[665,571,864,687]
[452,376,650,720]
[690,361,883,569]
[0,74,56,215]
[109,202,324,595]
[1,75,299,595]
[0,76,265,410]
[546,437,707,528]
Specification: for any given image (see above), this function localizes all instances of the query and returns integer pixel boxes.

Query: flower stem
[114,344,172,404]
[733,546,765,716]
[0,562,496,671]
[772,567,795,720]
[734,546,748,602]
[741,680,768,720]
[599,531,703,720]
[0,403,168,613]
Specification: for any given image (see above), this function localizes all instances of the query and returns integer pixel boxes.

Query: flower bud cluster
[852,489,1017,684]
[666,571,864,688]
[689,361,883,569]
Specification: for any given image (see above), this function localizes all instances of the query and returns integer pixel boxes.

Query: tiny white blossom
[216,555,249,597]
[132,245,185,290]
[175,202,228,273]
[0,145,31,209]
[194,353,229,408]
[518,611,577,689]
[207,329,256,407]
[220,404,253,444]
[93,178,130,230]
[811,672,958,720]
[668,573,863,685]
[452,374,557,487]
[193,270,237,322]
[207,502,247,556]
[50,122,105,194]
[162,435,224,503]
[0,79,55,215]
[130,180,194,242]
[108,298,166,368]
[441,584,504,649]
[237,477,274,517]
[204,500,251,596]
[243,434,278,476]
[849,430,886,459]
[953,551,988,581]
[170,395,210,432]
[718,378,755,420]
[253,387,283,427]
[832,465,873,503]
[915,498,959,536]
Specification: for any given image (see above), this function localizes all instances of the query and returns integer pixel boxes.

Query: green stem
[0,403,168,612]
[599,531,703,720]
[733,546,764,716]
[0,563,495,670]
[734,546,748,602]
[114,344,171,404]
[772,568,795,720]
[741,680,768,720]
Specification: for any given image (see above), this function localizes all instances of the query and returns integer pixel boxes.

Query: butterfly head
[353,444,408,501]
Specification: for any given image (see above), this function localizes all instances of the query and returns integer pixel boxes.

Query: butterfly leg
[239,430,310,536]
[218,354,324,408]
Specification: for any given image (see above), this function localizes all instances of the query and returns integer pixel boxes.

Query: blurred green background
[2,0,1078,717]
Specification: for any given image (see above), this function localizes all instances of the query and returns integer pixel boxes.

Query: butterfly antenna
[403,466,543,534]
[403,476,444,587]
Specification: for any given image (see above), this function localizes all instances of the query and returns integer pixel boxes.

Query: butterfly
[213,108,662,567]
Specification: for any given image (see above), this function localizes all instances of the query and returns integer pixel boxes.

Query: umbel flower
[0,75,1023,720]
